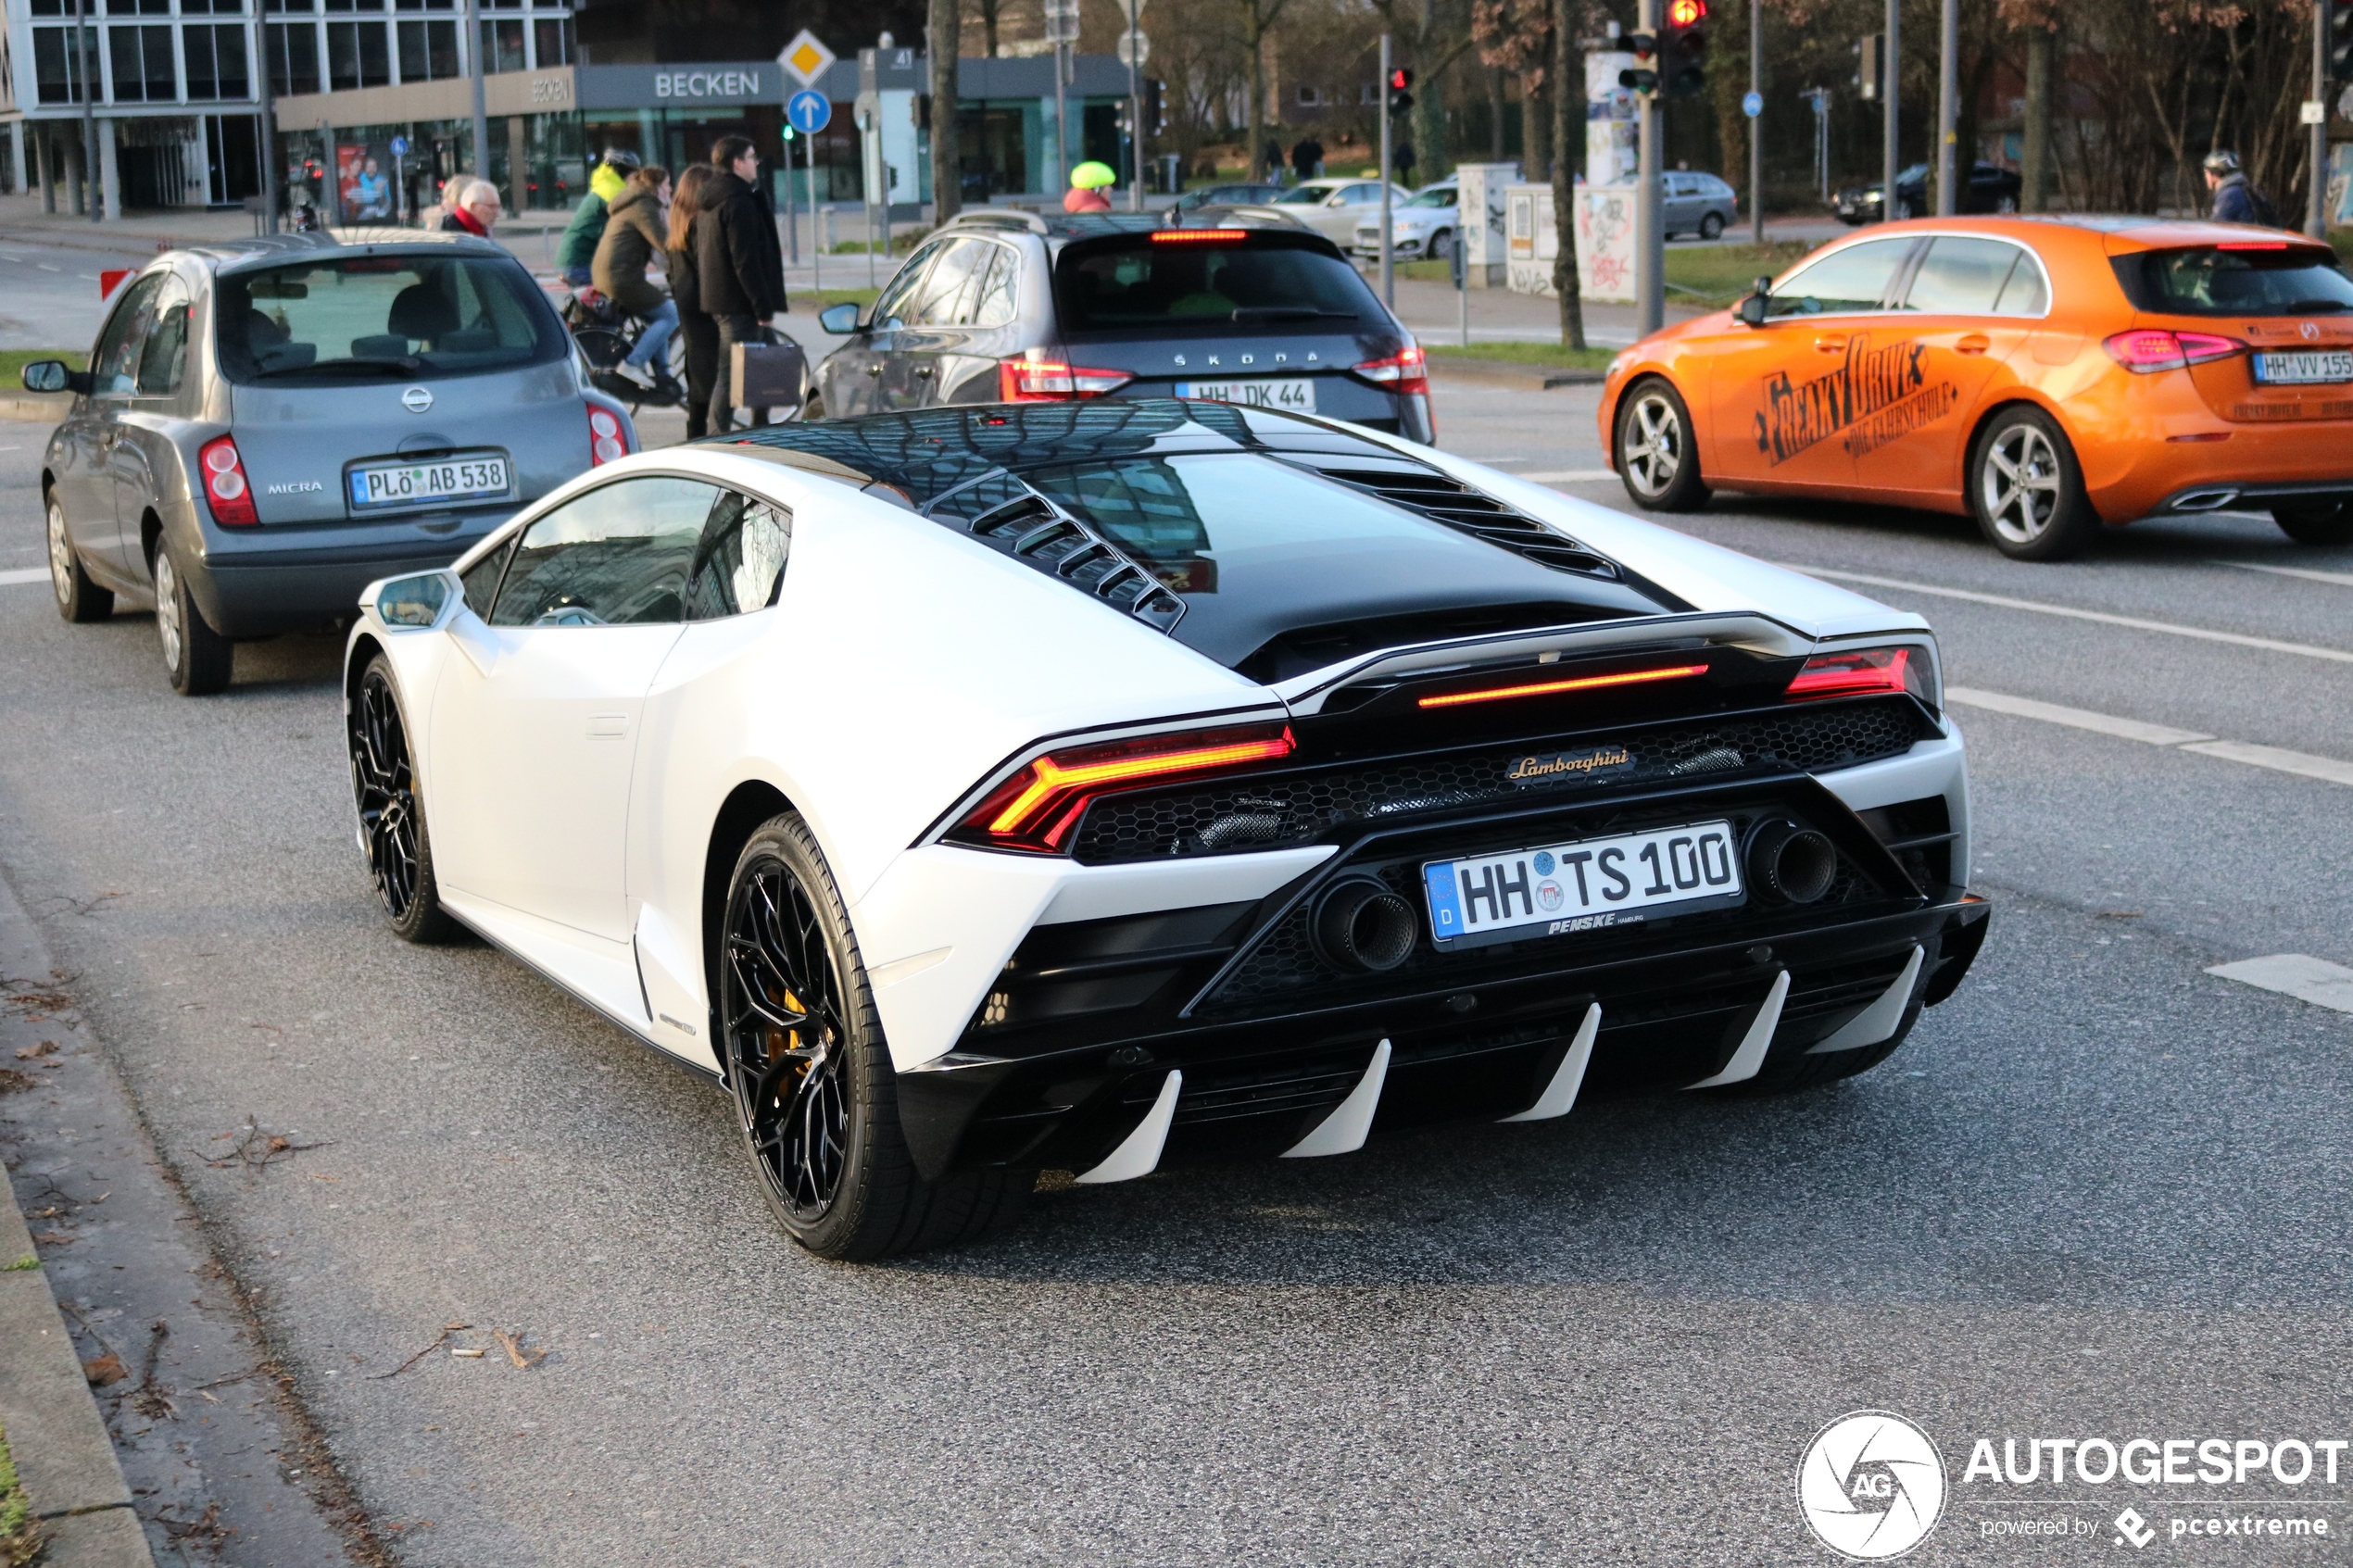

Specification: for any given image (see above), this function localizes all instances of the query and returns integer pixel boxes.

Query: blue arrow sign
[787,89,833,136]
[1742,90,1763,119]
[389,134,409,157]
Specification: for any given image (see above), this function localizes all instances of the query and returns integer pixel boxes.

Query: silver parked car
[1663,171,1739,240]
[28,231,636,695]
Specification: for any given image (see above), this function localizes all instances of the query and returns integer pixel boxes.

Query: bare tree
[1237,0,1297,178]
[1550,0,1584,347]
[931,0,963,221]
[1475,0,1552,172]
[1369,0,1480,178]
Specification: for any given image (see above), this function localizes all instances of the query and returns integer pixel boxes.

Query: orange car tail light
[197,435,258,527]
[952,723,1297,853]
[1416,661,1709,710]
[999,358,1135,402]
[1785,647,1929,703]
[1151,229,1249,245]
[2103,329,2242,374]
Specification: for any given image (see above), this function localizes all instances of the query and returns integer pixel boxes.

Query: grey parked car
[1663,171,1739,239]
[28,231,636,695]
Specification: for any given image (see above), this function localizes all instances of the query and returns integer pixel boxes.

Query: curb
[0,1146,157,1568]
[0,400,64,426]
[1424,355,1605,392]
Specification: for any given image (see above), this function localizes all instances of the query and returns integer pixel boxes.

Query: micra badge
[1506,746,1634,785]
[266,481,324,495]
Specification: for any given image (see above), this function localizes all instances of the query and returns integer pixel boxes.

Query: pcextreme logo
[1798,1410,1948,1561]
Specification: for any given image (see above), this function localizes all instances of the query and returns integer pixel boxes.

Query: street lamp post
[75,0,96,222]
[1935,0,1957,215]
[1637,0,1663,333]
[463,0,489,184]
[1881,0,1899,221]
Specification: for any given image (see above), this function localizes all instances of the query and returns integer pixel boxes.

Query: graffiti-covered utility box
[1503,182,1637,304]
[1453,163,1519,289]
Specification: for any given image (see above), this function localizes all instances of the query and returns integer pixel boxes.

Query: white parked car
[1267,176,1417,245]
[1353,179,1463,263]
[344,399,1990,1260]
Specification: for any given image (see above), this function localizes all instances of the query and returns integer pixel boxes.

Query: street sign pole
[780,32,839,287]
[1935,0,1957,215]
[1882,0,1899,222]
[1749,0,1764,244]
[1378,34,1393,308]
[2313,0,2330,237]
[1125,0,1145,210]
[1638,0,1663,333]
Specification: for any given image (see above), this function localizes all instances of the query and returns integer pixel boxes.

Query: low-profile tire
[2271,500,2353,546]
[348,656,455,944]
[1740,1002,1922,1094]
[1700,211,1725,240]
[1615,377,1710,512]
[152,543,233,695]
[719,813,1030,1261]
[1428,228,1454,262]
[1968,405,2101,561]
[47,492,112,623]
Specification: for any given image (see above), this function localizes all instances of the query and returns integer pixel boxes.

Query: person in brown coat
[591,166,679,395]
[665,163,721,439]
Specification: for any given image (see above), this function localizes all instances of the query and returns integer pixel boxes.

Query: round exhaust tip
[1746,820,1838,905]
[1311,878,1419,972]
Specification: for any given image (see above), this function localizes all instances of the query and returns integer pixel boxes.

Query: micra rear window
[1053,233,1383,334]
[215,254,568,385]
[2110,245,2353,318]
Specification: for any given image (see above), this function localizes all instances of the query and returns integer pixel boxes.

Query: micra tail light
[999,358,1134,402]
[950,722,1296,854]
[1785,646,1933,704]
[2103,330,2242,373]
[197,434,258,527]
[1353,344,1429,397]
[587,404,628,465]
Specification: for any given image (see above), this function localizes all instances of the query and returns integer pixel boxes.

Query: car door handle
[586,713,628,737]
[1956,333,1992,356]
[1814,335,1847,353]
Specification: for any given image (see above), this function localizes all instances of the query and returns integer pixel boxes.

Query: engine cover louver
[1296,462,1623,579]
[927,470,1187,633]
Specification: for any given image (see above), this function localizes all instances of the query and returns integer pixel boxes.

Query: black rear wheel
[720,815,1029,1260]
[2271,500,2353,546]
[349,657,454,943]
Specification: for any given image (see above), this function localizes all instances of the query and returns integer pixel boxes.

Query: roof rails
[945,209,1050,235]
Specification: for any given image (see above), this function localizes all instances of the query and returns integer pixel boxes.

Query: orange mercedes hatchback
[1596,215,2353,559]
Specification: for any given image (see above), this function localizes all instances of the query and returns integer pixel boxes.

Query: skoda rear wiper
[251,356,422,379]
[1230,307,1360,322]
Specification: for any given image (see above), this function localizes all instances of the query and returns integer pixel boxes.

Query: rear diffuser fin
[1687,970,1790,1089]
[1281,1040,1390,1157]
[1075,1070,1183,1184]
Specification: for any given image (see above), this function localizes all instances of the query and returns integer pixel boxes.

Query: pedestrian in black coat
[666,162,722,440]
[696,135,787,433]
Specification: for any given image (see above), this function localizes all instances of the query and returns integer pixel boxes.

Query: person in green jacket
[556,149,640,288]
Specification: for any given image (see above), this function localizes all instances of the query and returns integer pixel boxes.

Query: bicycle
[563,289,688,412]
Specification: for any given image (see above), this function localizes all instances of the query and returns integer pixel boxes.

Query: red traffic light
[1388,68,1413,90]
[1667,0,1705,23]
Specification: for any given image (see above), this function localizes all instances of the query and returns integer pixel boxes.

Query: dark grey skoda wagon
[30,231,636,694]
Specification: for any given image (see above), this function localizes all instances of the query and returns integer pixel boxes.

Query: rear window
[215,253,567,385]
[2111,246,2353,318]
[1054,234,1380,333]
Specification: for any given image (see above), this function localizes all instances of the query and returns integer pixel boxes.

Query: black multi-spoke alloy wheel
[1615,376,1710,512]
[720,814,1031,1261]
[348,657,454,943]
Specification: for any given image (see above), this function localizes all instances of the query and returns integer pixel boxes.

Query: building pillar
[6,125,23,196]
[35,126,55,213]
[507,114,527,207]
[99,117,121,220]
[67,131,85,216]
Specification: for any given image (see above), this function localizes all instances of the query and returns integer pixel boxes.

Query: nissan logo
[402,385,434,413]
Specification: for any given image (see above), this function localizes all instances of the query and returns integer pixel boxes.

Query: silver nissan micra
[28,230,637,694]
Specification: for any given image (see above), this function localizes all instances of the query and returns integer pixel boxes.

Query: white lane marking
[1776,563,2353,666]
[1527,469,1618,482]
[2207,954,2353,1014]
[1948,685,2353,788]
[1944,687,2214,746]
[0,567,53,586]
[36,264,58,272]
[2211,558,2353,589]
[2178,738,2353,787]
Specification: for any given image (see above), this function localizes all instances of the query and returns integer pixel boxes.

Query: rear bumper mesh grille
[1071,697,1932,865]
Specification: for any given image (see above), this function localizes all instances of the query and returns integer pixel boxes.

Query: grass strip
[0,1424,42,1568]
[0,348,85,396]
[1426,342,1618,373]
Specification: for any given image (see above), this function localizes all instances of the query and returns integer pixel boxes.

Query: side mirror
[369,568,461,630]
[818,302,862,335]
[1738,278,1772,327]
[22,359,89,395]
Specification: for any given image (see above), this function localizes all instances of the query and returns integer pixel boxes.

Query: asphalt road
[3,376,2352,1566]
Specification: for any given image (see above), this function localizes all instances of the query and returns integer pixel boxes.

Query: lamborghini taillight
[1784,646,1931,704]
[950,722,1296,854]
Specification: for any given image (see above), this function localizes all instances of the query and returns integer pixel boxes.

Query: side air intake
[1299,461,1622,578]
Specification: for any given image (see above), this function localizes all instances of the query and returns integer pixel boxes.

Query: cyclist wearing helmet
[2204,150,2271,226]
[1064,160,1116,213]
[558,148,642,288]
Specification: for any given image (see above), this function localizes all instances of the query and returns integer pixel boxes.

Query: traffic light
[2332,0,2353,80]
[1619,30,1658,94]
[1387,67,1414,118]
[1144,78,1165,135]
[1856,32,1882,102]
[1661,0,1707,98]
